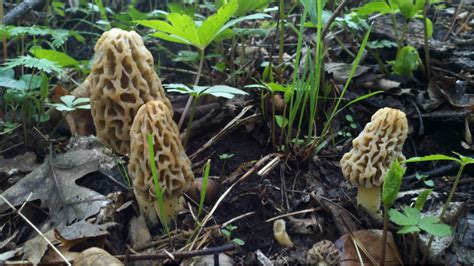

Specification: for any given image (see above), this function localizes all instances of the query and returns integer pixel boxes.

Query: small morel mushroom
[306,240,340,266]
[128,100,194,227]
[340,107,408,214]
[273,219,294,248]
[89,28,172,155]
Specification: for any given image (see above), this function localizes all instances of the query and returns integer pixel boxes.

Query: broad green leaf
[265,82,287,93]
[275,115,288,128]
[426,18,433,38]
[235,0,271,16]
[452,152,474,165]
[388,208,416,226]
[0,68,14,79]
[419,218,452,237]
[403,207,421,223]
[356,2,393,16]
[392,45,420,77]
[404,154,459,163]
[60,95,76,107]
[167,13,201,47]
[415,189,432,210]
[198,0,238,48]
[0,76,27,89]
[20,74,42,90]
[30,48,79,68]
[173,50,199,62]
[151,31,193,45]
[398,225,420,234]
[217,13,271,39]
[382,160,406,207]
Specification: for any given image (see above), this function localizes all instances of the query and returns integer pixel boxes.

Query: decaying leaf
[325,62,370,83]
[0,150,110,226]
[0,152,37,178]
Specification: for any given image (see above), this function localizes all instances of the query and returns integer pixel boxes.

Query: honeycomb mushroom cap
[128,100,194,224]
[340,107,408,188]
[306,240,340,266]
[90,28,172,155]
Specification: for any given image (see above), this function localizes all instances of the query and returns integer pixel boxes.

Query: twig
[321,0,347,39]
[0,194,71,266]
[265,208,319,223]
[443,0,464,42]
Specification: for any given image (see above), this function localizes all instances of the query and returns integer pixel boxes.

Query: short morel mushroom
[306,240,340,266]
[89,28,171,155]
[340,107,408,214]
[128,100,194,227]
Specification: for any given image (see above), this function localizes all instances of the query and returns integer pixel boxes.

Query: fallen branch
[4,0,47,25]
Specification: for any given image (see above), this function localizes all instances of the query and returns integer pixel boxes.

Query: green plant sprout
[415,172,434,187]
[404,152,474,262]
[380,159,406,264]
[197,159,211,221]
[48,95,90,136]
[219,153,234,176]
[135,0,270,134]
[147,133,169,235]
[221,224,245,246]
[165,83,248,147]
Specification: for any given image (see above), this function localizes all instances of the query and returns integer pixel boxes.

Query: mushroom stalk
[357,186,381,214]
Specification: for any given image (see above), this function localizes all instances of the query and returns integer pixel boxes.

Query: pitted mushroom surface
[340,107,408,213]
[128,100,194,226]
[306,240,340,266]
[89,28,172,155]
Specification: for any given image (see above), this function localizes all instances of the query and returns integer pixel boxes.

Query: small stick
[265,208,319,223]
[0,194,71,266]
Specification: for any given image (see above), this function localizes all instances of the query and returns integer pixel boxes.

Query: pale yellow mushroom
[128,101,194,228]
[340,108,408,214]
[273,219,294,248]
[89,28,171,155]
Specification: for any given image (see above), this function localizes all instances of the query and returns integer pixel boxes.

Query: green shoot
[147,133,169,234]
[197,159,211,221]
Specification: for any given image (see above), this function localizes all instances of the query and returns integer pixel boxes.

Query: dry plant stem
[277,0,285,69]
[0,194,71,266]
[380,206,389,266]
[423,0,431,81]
[178,49,205,130]
[443,0,464,42]
[321,0,347,39]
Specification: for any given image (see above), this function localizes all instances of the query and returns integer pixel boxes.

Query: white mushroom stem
[273,219,294,248]
[357,186,381,214]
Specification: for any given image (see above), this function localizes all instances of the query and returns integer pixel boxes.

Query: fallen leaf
[0,150,110,227]
[325,63,370,83]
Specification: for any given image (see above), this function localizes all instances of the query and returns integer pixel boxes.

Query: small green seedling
[221,224,245,246]
[147,134,169,235]
[380,159,406,264]
[415,172,434,187]
[391,45,421,77]
[48,95,90,112]
[388,206,451,237]
[197,159,211,221]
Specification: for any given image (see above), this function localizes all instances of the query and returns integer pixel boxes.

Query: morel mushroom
[89,28,172,155]
[128,100,194,227]
[306,240,340,266]
[340,107,408,214]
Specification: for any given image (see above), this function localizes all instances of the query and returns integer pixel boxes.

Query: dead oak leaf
[0,150,110,227]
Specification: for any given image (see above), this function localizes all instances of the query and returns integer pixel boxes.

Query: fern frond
[7,26,72,48]
[2,56,63,74]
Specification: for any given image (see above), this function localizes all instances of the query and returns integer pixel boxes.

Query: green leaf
[404,154,459,163]
[425,18,433,38]
[403,207,421,223]
[383,160,407,207]
[265,82,287,93]
[397,225,420,234]
[388,208,417,226]
[452,152,474,165]
[198,0,238,48]
[392,45,420,77]
[415,189,432,210]
[235,0,271,16]
[1,55,63,74]
[173,50,199,62]
[204,85,248,98]
[232,238,245,246]
[30,47,79,68]
[167,13,201,47]
[356,2,393,16]
[20,74,42,89]
[275,115,288,128]
[0,76,27,89]
[419,217,452,236]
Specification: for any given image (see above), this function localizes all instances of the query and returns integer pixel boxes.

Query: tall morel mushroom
[128,100,194,227]
[340,107,408,214]
[89,28,172,155]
